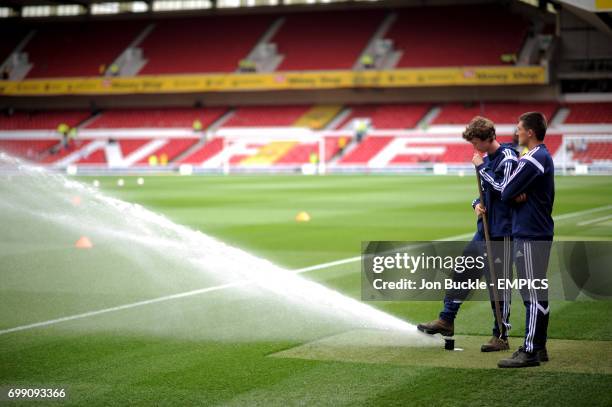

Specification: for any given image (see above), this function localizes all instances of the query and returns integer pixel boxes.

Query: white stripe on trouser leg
[525,242,535,352]
[530,243,539,352]
[506,237,512,332]
[501,238,507,334]
[526,243,538,353]
[524,242,535,352]
[529,243,540,353]
[506,237,510,331]
[503,237,511,334]
[501,239,506,335]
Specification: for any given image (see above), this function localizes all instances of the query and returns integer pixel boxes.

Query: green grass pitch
[1,174,611,406]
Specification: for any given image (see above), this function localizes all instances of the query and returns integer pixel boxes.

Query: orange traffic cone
[75,236,93,249]
[295,211,311,222]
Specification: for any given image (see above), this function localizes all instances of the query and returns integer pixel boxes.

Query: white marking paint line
[577,214,612,226]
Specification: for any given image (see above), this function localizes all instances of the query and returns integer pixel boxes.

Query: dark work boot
[537,348,549,362]
[498,347,540,368]
[417,318,454,337]
[481,336,510,352]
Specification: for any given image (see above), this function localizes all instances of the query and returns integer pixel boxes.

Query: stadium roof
[0,0,91,6]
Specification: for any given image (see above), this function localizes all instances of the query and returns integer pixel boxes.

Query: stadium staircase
[24,21,148,78]
[294,105,344,130]
[242,17,286,73]
[353,12,402,70]
[0,30,35,81]
[270,10,386,71]
[106,23,155,77]
[137,15,274,74]
[388,5,529,67]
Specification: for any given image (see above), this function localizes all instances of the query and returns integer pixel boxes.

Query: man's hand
[514,193,527,203]
[474,203,486,218]
[472,152,484,167]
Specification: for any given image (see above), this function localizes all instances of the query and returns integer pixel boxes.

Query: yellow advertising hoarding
[0,66,547,96]
[595,0,612,9]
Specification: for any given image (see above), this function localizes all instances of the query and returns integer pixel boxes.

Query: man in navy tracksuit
[498,112,555,368]
[418,117,517,352]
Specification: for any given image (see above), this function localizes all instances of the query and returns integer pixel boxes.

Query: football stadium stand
[138,15,274,75]
[337,134,564,167]
[563,103,612,124]
[1,103,609,170]
[271,10,386,71]
[0,110,91,130]
[335,104,431,129]
[1,4,534,78]
[179,138,225,166]
[222,106,311,127]
[571,142,612,163]
[387,5,529,68]
[85,107,227,129]
[0,139,57,159]
[0,25,29,66]
[24,21,147,78]
[432,103,559,125]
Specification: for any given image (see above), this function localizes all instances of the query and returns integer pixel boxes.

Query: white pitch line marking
[554,205,612,221]
[577,214,612,227]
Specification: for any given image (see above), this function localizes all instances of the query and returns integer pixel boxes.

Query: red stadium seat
[433,103,559,125]
[0,25,30,64]
[0,110,91,130]
[117,139,152,156]
[272,10,385,71]
[335,104,431,129]
[338,136,394,164]
[139,16,274,75]
[40,140,92,163]
[0,139,57,160]
[179,138,224,165]
[564,103,612,124]
[572,142,612,162]
[24,21,146,78]
[274,137,346,164]
[388,5,529,68]
[223,106,311,127]
[87,108,227,129]
[135,138,198,164]
[76,148,107,164]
